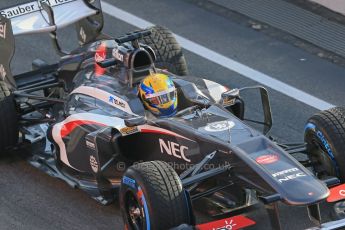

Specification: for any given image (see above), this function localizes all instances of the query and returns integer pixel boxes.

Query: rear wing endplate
[0,0,104,89]
[0,0,103,37]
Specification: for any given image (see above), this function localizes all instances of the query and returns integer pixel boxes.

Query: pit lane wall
[310,0,345,16]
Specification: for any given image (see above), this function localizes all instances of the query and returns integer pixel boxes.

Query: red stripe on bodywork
[94,43,107,77]
[60,120,106,138]
[196,215,255,230]
[140,129,171,136]
[140,128,188,140]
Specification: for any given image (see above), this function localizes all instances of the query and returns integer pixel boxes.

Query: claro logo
[159,139,191,162]
[0,23,6,39]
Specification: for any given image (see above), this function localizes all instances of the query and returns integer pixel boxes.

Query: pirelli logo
[0,23,6,39]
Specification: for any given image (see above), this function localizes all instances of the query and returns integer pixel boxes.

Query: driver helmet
[138,73,178,117]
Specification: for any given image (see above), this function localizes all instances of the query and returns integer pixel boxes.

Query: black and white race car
[1,1,345,229]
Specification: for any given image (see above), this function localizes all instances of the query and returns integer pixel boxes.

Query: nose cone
[238,136,331,206]
[254,150,330,205]
[277,175,329,205]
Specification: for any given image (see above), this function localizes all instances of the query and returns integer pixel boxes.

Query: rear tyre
[0,81,18,153]
[120,161,192,230]
[304,107,345,181]
[142,26,189,76]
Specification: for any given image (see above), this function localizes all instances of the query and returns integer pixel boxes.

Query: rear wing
[0,0,104,90]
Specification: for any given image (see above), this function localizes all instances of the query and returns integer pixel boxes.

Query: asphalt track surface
[0,0,345,229]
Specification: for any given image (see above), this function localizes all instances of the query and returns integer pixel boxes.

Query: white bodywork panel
[0,0,97,35]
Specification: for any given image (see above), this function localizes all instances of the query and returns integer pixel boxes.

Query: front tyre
[142,26,189,76]
[0,81,18,153]
[304,107,345,181]
[120,161,192,230]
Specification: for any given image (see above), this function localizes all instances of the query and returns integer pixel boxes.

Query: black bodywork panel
[24,46,329,208]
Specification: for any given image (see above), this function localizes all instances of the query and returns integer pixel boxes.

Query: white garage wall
[310,0,345,16]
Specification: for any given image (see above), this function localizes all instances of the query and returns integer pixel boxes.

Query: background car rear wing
[0,0,104,89]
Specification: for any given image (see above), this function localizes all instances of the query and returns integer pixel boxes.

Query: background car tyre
[120,161,192,230]
[304,107,345,181]
[0,81,18,153]
[142,26,189,76]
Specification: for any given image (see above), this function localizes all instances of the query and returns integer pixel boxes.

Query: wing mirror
[124,116,146,127]
[221,87,272,135]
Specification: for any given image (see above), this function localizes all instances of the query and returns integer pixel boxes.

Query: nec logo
[0,23,6,39]
[277,172,306,183]
[159,139,191,162]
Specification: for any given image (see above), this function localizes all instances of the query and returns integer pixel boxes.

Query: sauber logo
[0,23,6,39]
[159,139,191,162]
[0,64,6,80]
[1,0,76,19]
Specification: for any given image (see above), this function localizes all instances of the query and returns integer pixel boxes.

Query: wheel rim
[309,137,337,178]
[125,191,145,230]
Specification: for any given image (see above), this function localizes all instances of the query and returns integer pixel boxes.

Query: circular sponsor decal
[255,154,279,164]
[90,155,98,173]
[339,190,345,197]
[205,120,235,132]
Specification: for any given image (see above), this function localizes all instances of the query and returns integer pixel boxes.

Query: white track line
[101,1,335,111]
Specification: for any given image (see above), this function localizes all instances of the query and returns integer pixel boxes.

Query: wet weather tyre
[120,161,192,230]
[0,81,18,153]
[304,107,345,181]
[142,26,189,75]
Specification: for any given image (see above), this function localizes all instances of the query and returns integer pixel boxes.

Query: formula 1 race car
[1,1,345,230]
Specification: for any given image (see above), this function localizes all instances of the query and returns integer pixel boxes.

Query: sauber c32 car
[1,1,345,230]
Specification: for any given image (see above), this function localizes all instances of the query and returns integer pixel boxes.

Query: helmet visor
[145,88,176,106]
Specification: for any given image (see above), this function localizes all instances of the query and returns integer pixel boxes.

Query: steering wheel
[175,105,200,117]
